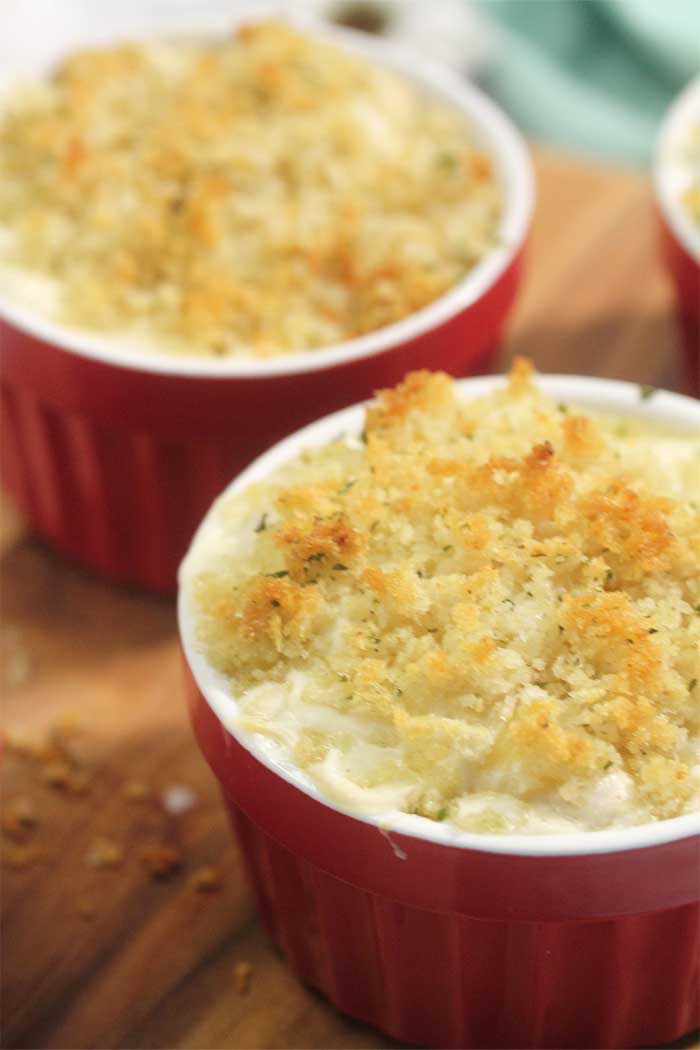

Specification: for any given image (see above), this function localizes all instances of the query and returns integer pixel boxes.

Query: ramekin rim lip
[654,74,700,263]
[177,372,700,858]
[0,19,533,379]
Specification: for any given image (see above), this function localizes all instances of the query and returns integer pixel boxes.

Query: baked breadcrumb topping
[190,362,700,833]
[0,21,500,358]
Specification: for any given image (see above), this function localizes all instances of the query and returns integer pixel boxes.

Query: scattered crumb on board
[141,844,184,879]
[189,865,223,893]
[3,718,225,895]
[1,797,39,840]
[123,779,151,802]
[234,961,253,995]
[85,836,124,870]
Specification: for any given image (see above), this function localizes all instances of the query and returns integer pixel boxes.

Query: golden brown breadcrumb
[233,961,253,995]
[0,21,500,358]
[141,844,184,879]
[85,836,123,869]
[1,797,39,841]
[191,363,700,832]
[189,865,223,893]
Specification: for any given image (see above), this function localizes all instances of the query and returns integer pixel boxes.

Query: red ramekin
[178,374,700,1049]
[654,76,700,396]
[0,11,533,591]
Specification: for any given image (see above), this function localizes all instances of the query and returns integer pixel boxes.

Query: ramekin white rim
[178,373,700,858]
[0,18,534,379]
[654,75,700,263]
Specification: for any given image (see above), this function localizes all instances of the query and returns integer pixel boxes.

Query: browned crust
[194,363,700,822]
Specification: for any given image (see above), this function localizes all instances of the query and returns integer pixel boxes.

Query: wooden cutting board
[1,148,698,1050]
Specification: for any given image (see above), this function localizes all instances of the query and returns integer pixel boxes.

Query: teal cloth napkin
[479,0,700,165]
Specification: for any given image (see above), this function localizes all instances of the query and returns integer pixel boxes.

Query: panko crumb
[1,797,39,841]
[86,836,124,869]
[233,961,253,995]
[123,779,151,802]
[6,718,91,794]
[40,760,72,790]
[189,361,700,834]
[141,844,184,879]
[0,21,500,359]
[5,728,48,760]
[41,761,90,794]
[189,865,223,893]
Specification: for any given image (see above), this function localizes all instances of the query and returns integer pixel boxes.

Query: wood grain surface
[1,149,698,1050]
